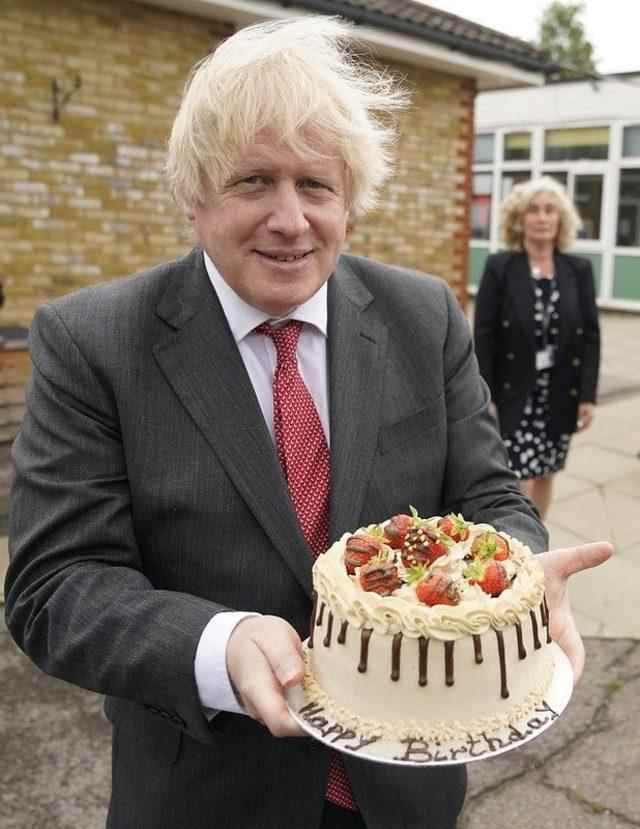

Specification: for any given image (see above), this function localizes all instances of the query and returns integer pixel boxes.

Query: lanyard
[532,269,555,349]
[540,289,554,350]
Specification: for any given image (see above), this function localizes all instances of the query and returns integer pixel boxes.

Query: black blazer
[474,250,600,439]
[6,250,548,829]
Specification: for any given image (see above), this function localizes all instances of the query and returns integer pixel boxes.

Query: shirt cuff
[194,611,260,716]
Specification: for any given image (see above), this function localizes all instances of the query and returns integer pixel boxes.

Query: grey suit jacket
[5,249,547,829]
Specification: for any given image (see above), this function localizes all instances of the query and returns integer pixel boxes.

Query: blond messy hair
[166,16,409,217]
[500,175,583,251]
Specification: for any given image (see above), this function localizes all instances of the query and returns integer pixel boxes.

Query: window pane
[472,173,492,240]
[575,174,603,240]
[544,170,568,188]
[504,132,531,161]
[622,125,640,158]
[474,133,494,164]
[544,127,609,161]
[617,169,640,247]
[501,170,530,198]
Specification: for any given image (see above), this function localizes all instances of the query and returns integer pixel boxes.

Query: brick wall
[0,0,229,327]
[346,67,475,304]
[0,0,475,443]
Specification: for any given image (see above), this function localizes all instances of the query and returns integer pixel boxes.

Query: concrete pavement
[1,310,639,828]
[547,391,640,639]
[462,311,640,829]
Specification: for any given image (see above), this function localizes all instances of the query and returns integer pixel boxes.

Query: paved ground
[1,310,639,828]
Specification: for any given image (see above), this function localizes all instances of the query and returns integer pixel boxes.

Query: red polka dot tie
[256,320,357,812]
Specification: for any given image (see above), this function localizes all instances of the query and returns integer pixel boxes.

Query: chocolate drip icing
[316,602,325,627]
[515,621,527,660]
[337,620,348,644]
[530,609,541,650]
[309,591,318,649]
[542,596,552,643]
[472,635,483,664]
[540,596,548,626]
[444,641,455,687]
[358,628,372,673]
[418,636,429,686]
[495,630,509,698]
[391,633,403,681]
[323,612,333,647]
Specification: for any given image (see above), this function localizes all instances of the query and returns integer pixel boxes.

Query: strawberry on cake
[305,510,555,742]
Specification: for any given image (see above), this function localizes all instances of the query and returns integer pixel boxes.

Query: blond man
[6,18,610,829]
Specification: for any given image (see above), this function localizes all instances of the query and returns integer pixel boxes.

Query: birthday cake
[305,511,555,742]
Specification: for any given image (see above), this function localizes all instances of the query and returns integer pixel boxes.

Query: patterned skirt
[502,369,571,480]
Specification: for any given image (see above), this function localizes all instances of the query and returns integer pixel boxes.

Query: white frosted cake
[305,511,555,741]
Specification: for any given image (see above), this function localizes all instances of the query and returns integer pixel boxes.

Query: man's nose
[266,183,309,235]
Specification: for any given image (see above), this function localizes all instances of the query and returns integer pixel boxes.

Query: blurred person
[474,176,600,520]
[5,20,610,829]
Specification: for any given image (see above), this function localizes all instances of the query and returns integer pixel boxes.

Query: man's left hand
[539,542,613,683]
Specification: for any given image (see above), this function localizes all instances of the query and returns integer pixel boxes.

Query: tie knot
[256,320,303,364]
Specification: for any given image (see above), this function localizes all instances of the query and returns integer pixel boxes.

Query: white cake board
[286,641,572,766]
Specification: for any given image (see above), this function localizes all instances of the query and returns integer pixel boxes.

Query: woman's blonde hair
[166,16,409,218]
[500,175,582,250]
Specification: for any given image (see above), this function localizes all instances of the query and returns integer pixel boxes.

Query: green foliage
[537,1,598,77]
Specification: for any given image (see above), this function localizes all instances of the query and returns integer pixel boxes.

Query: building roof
[286,0,555,74]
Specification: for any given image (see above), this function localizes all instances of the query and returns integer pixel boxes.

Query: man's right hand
[226,615,307,737]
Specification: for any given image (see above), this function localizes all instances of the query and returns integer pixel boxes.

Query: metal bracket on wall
[51,75,82,123]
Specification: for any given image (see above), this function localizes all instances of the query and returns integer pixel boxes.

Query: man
[4,16,610,829]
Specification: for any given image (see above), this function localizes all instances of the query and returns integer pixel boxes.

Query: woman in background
[474,176,600,520]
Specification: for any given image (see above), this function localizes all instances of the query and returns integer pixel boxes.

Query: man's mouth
[256,250,312,262]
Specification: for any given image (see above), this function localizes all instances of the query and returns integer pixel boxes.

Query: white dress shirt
[194,251,330,713]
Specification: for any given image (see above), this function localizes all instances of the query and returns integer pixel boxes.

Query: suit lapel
[152,251,313,595]
[553,252,576,351]
[509,252,536,350]
[327,258,387,540]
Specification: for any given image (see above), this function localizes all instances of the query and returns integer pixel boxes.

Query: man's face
[193,134,349,317]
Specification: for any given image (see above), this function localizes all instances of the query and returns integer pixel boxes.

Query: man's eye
[301,179,326,190]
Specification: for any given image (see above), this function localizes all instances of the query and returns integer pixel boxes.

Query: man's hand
[539,542,613,683]
[226,615,306,737]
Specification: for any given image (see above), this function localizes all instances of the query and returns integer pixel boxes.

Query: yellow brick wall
[0,0,474,331]
[0,0,227,326]
[347,67,475,305]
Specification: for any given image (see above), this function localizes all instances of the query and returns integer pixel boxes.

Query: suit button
[507,352,515,360]
[502,320,510,328]
[570,388,578,397]
[503,381,511,390]
[572,357,581,366]
[576,327,583,335]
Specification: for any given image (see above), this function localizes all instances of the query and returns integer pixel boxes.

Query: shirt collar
[202,250,328,342]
